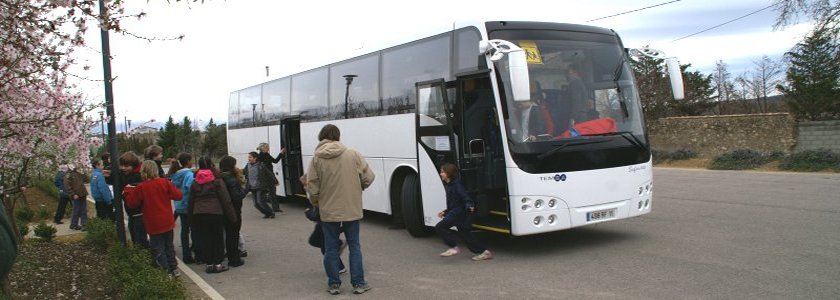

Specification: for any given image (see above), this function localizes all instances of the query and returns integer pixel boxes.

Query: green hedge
[779,149,840,172]
[710,149,767,170]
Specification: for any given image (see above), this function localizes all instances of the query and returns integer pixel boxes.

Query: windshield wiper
[580,131,645,151]
[537,139,610,160]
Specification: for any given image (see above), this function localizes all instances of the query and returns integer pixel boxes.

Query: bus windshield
[490,29,649,172]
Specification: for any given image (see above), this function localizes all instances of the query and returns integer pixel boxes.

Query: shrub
[84,218,117,249]
[36,206,51,220]
[15,206,34,224]
[710,149,766,170]
[33,222,57,241]
[107,245,185,299]
[765,151,787,161]
[17,222,30,237]
[779,149,840,172]
[669,148,698,160]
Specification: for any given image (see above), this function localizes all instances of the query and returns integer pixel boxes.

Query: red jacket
[125,178,183,235]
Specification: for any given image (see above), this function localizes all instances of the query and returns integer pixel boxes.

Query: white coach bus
[227,21,683,236]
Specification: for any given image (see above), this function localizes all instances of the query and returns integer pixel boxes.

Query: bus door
[280,116,305,198]
[415,79,456,168]
[456,74,510,233]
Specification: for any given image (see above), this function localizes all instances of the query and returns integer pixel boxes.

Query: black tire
[401,173,433,237]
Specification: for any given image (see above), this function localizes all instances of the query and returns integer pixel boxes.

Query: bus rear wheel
[401,173,433,237]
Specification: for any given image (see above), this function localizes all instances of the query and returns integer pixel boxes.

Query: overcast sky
[72,0,813,129]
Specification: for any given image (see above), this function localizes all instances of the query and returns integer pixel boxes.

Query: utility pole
[99,0,126,245]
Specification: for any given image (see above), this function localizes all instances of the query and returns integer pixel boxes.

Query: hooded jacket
[306,140,375,222]
[188,170,236,223]
[170,168,194,214]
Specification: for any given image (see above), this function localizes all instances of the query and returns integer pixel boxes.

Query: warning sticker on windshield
[519,41,543,65]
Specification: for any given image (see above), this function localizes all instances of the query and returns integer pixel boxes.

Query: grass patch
[779,149,840,172]
[107,245,185,299]
[31,177,59,199]
[84,218,117,249]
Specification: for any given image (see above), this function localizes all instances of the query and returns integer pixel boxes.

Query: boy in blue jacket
[90,159,114,221]
[170,153,196,263]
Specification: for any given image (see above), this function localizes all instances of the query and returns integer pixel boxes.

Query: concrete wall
[796,120,840,152]
[647,113,797,157]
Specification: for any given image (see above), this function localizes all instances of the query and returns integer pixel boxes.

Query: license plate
[587,208,616,222]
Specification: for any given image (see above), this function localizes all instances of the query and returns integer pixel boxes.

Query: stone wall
[796,120,840,152]
[647,113,797,157]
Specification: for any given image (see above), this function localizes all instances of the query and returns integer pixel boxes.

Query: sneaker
[352,283,371,294]
[240,250,248,258]
[327,284,341,295]
[204,264,215,273]
[274,208,284,213]
[339,267,348,274]
[439,247,460,257]
[206,264,229,273]
[169,269,181,278]
[471,250,494,261]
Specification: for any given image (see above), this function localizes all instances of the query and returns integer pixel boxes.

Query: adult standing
[256,143,285,213]
[306,124,375,295]
[64,164,89,230]
[52,164,70,225]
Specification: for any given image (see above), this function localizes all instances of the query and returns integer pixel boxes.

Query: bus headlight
[533,216,543,226]
[548,199,556,208]
[521,197,530,204]
[547,214,556,224]
[534,199,543,209]
[521,204,529,211]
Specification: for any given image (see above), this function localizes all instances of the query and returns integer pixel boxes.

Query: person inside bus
[566,68,595,125]
[527,80,557,141]
[436,163,493,261]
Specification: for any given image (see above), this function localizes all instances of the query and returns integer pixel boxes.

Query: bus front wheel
[401,173,433,237]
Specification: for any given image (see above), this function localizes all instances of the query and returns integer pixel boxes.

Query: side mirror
[665,57,684,100]
[480,39,531,102]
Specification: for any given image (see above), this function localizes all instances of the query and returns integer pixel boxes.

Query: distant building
[132,125,158,135]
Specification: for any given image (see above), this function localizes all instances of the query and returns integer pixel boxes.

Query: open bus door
[403,79,456,237]
[280,116,305,198]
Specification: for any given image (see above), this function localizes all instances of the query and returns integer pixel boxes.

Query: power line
[587,0,682,22]
[672,3,777,42]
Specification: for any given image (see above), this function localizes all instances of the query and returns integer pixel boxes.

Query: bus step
[472,213,511,234]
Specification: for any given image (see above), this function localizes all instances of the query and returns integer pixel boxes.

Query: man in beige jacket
[306,124,375,295]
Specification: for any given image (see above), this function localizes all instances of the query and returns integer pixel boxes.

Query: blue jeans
[250,189,273,217]
[149,230,177,272]
[174,212,194,260]
[322,220,364,286]
[70,198,88,227]
[434,210,486,254]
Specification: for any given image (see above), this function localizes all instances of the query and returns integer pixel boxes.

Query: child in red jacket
[126,160,183,277]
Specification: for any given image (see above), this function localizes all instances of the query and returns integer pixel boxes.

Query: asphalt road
[177,168,840,299]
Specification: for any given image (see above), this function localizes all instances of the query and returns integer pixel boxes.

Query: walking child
[244,152,275,219]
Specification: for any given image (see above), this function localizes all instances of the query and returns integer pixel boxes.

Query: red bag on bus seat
[559,118,617,138]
